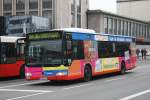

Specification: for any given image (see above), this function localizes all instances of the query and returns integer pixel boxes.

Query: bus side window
[72,40,84,60]
[1,45,7,63]
[3,43,16,63]
[115,42,130,57]
[65,40,72,65]
[98,41,115,58]
[116,43,124,57]
[17,43,25,60]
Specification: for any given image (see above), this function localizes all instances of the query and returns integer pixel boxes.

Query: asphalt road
[0,58,150,100]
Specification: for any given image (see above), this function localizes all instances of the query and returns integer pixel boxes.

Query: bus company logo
[125,38,132,42]
[108,36,117,41]
[116,37,125,42]
[95,35,108,41]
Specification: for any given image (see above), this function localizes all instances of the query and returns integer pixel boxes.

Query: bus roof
[52,28,95,34]
[0,36,25,43]
[27,28,135,42]
[98,33,136,39]
[52,28,135,39]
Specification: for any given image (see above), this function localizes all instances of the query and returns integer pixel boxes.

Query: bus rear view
[0,36,25,78]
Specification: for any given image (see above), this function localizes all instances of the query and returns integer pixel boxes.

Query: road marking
[105,77,124,82]
[0,80,47,89]
[0,89,53,93]
[6,92,47,100]
[63,83,92,90]
[119,89,150,100]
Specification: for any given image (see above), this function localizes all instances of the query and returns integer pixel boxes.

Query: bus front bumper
[25,68,69,80]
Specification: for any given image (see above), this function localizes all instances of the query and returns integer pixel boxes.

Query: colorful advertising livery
[25,29,136,81]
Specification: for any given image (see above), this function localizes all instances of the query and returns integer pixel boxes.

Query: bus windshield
[26,39,62,67]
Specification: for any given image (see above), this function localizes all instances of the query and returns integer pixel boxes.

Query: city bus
[0,36,25,78]
[25,28,136,81]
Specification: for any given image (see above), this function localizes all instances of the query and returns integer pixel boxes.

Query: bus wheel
[84,65,92,82]
[120,62,126,75]
[20,65,25,78]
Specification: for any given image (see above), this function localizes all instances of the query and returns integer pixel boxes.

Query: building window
[16,12,25,16]
[71,0,75,12]
[112,18,115,34]
[121,20,124,35]
[137,24,140,37]
[129,22,132,36]
[126,21,129,36]
[131,23,134,36]
[104,17,108,33]
[71,0,75,27]
[124,21,127,36]
[134,23,136,37]
[43,10,52,28]
[42,0,53,28]
[29,11,38,16]
[71,0,81,28]
[108,18,113,34]
[139,24,141,37]
[4,12,12,16]
[71,13,75,27]
[127,21,130,36]
[3,0,12,11]
[114,19,117,35]
[116,19,119,35]
[134,23,137,37]
[135,23,138,37]
[140,24,143,37]
[29,0,38,10]
[141,24,144,37]
[77,14,81,28]
[16,0,25,10]
[77,0,81,28]
[145,25,148,39]
[77,0,81,13]
[43,10,52,18]
[143,25,146,38]
[148,26,150,39]
[43,0,52,9]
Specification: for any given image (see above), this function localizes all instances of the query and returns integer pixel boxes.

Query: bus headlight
[56,72,67,76]
[26,73,32,77]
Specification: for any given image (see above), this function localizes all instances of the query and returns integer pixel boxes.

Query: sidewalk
[137,56,150,65]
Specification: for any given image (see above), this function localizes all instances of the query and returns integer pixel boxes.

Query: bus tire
[20,65,25,78]
[120,62,126,75]
[84,65,92,82]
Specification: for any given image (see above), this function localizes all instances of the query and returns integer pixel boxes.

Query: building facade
[87,10,150,44]
[0,0,88,29]
[117,0,150,22]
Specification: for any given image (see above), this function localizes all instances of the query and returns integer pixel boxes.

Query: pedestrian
[136,48,140,59]
[141,49,144,60]
[143,48,147,60]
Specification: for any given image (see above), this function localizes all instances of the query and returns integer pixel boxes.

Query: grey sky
[89,0,117,13]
